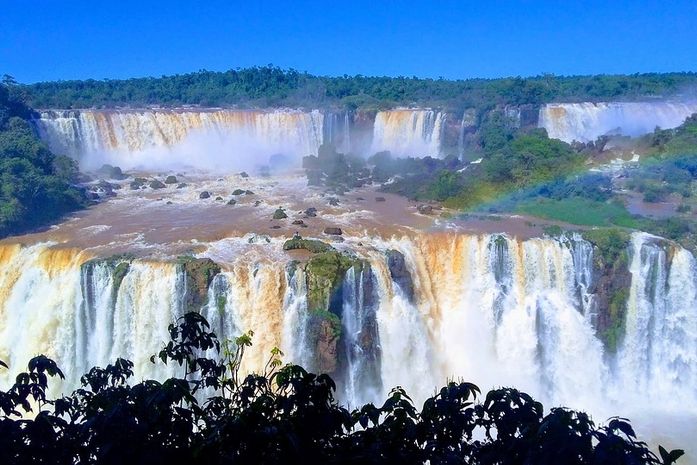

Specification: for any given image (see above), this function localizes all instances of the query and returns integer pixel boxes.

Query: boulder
[245,190,255,195]
[129,180,144,190]
[304,207,318,217]
[292,219,305,226]
[327,197,340,206]
[149,180,166,189]
[199,191,211,199]
[386,249,415,302]
[239,171,249,178]
[227,199,237,205]
[375,196,386,202]
[215,196,223,201]
[164,175,178,184]
[417,204,434,215]
[323,227,342,236]
[232,189,245,195]
[273,208,288,220]
[96,164,127,180]
[176,183,188,189]
[283,238,335,253]
[177,257,221,312]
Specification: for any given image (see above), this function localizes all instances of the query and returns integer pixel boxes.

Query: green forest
[23,66,697,112]
[0,76,85,237]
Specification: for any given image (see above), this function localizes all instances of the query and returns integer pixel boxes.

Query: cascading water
[371,109,444,157]
[539,101,697,143]
[1,232,697,456]
[33,109,325,170]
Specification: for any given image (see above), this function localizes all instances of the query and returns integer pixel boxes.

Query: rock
[217,178,224,182]
[96,164,127,180]
[304,207,317,217]
[327,197,340,206]
[215,196,223,201]
[239,171,249,178]
[177,257,221,312]
[270,225,281,229]
[86,192,100,200]
[247,234,271,244]
[166,201,173,205]
[129,181,143,190]
[199,191,211,199]
[292,219,305,226]
[164,175,178,184]
[356,197,365,201]
[283,238,335,254]
[375,196,386,202]
[245,190,254,195]
[273,208,288,220]
[227,199,237,205]
[386,249,415,302]
[149,180,166,189]
[417,204,434,215]
[254,200,262,207]
[134,177,148,184]
[176,183,188,189]
[232,189,245,195]
[323,227,342,236]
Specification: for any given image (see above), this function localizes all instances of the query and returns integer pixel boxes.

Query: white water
[539,101,697,143]
[0,233,696,457]
[371,110,444,157]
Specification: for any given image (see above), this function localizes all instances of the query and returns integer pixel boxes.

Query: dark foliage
[0,312,683,465]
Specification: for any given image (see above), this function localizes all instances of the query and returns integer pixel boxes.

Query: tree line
[22,66,697,113]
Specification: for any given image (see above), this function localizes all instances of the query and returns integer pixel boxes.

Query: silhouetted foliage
[0,312,683,464]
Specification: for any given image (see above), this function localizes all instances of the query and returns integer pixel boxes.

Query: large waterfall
[33,109,325,170]
[1,232,696,423]
[33,108,453,167]
[539,101,697,143]
[371,110,444,157]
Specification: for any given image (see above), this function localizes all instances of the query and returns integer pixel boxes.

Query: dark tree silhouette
[0,312,684,464]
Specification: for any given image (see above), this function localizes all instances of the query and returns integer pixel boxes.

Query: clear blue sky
[2,0,696,83]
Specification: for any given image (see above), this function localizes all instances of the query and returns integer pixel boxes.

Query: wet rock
[177,257,221,312]
[375,196,386,202]
[327,197,340,206]
[164,175,178,184]
[386,249,415,302]
[292,219,305,226]
[417,204,434,215]
[227,199,237,205]
[166,201,173,205]
[245,190,254,195]
[283,238,335,253]
[176,183,188,189]
[323,227,342,236]
[199,191,211,199]
[232,189,245,195]
[248,234,271,244]
[254,200,262,206]
[215,196,223,201]
[273,208,288,220]
[96,164,127,180]
[149,180,166,189]
[239,171,249,178]
[356,197,365,201]
[270,225,281,229]
[304,207,317,217]
[130,180,144,190]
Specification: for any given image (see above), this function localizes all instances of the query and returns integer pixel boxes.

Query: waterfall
[33,109,325,170]
[1,232,696,433]
[539,101,697,143]
[371,109,444,157]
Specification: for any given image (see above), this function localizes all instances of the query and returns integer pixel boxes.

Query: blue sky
[2,0,696,83]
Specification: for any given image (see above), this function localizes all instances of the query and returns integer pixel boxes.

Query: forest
[23,66,697,112]
[0,76,85,238]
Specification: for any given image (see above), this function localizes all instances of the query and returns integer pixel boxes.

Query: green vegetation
[22,66,697,112]
[604,288,630,353]
[304,251,355,313]
[516,198,639,228]
[282,237,335,254]
[0,77,85,237]
[581,228,632,265]
[0,311,682,464]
